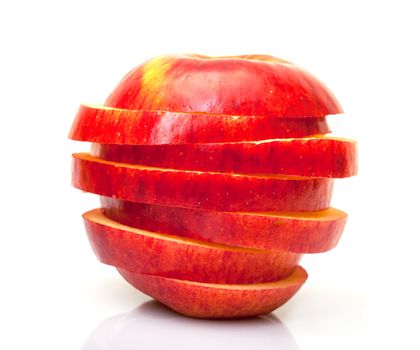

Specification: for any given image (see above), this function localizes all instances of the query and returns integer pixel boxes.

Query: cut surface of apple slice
[93,136,357,178]
[118,265,308,318]
[69,104,331,145]
[101,197,347,253]
[84,209,302,284]
[72,153,333,212]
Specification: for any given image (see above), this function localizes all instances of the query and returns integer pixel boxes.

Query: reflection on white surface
[82,301,299,350]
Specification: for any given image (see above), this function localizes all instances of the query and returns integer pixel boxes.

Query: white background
[1,1,419,349]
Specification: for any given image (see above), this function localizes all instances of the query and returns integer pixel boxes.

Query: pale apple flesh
[92,136,357,178]
[69,104,331,144]
[84,209,302,284]
[118,265,308,318]
[72,153,334,212]
[101,197,347,253]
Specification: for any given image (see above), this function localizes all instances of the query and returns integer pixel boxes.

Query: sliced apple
[69,104,331,145]
[72,153,333,212]
[92,136,357,178]
[101,197,347,253]
[83,209,301,284]
[118,265,308,318]
[105,54,342,118]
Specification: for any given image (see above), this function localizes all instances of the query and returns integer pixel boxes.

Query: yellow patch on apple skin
[141,56,173,105]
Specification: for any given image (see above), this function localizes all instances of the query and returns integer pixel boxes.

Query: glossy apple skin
[72,153,334,212]
[105,54,342,118]
[118,265,308,318]
[69,104,331,145]
[93,137,357,178]
[84,209,301,284]
[101,197,347,253]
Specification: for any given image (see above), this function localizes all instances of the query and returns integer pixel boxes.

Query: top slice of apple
[104,54,343,118]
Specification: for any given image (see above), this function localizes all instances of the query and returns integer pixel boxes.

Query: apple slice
[105,54,342,118]
[83,209,301,284]
[92,136,357,178]
[69,104,331,145]
[101,197,347,253]
[117,265,308,318]
[72,153,333,212]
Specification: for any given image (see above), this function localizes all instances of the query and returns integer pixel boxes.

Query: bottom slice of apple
[118,265,308,319]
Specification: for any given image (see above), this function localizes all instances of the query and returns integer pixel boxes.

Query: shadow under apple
[81,300,299,350]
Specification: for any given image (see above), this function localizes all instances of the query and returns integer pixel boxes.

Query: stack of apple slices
[70,54,357,318]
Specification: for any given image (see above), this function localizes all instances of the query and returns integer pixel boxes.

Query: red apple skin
[117,265,308,319]
[101,197,347,253]
[72,153,334,212]
[84,209,302,284]
[93,137,357,178]
[69,104,331,145]
[105,54,342,118]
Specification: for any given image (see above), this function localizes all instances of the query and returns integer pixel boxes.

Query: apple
[69,104,331,145]
[69,53,356,318]
[104,54,342,118]
[101,197,347,253]
[84,209,301,284]
[117,265,308,318]
[72,153,334,212]
[92,136,357,178]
